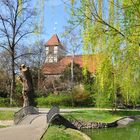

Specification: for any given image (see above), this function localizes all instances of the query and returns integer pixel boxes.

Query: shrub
[0,91,9,98]
[36,93,72,107]
[0,98,10,107]
[13,83,23,107]
[71,85,93,107]
[36,85,94,107]
[0,97,20,107]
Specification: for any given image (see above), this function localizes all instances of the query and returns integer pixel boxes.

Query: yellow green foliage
[70,0,140,107]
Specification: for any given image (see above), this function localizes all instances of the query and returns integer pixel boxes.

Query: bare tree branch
[0,44,12,54]
[0,14,12,48]
[15,52,36,60]
[14,31,34,46]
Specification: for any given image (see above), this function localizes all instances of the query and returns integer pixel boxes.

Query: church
[42,34,98,77]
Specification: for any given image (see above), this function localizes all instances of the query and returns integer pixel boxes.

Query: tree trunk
[71,49,74,88]
[19,64,36,107]
[10,54,16,106]
[37,67,41,92]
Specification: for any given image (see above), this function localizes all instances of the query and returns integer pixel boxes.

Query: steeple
[45,34,66,63]
[45,34,60,46]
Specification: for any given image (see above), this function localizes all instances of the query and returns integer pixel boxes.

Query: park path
[0,114,48,140]
[0,107,124,112]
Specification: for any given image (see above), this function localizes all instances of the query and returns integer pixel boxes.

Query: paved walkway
[0,114,48,140]
[0,120,13,126]
[1,107,139,113]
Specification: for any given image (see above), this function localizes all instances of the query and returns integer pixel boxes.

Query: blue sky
[37,0,109,44]
[34,0,70,43]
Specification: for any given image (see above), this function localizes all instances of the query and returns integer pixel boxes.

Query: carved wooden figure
[18,64,36,107]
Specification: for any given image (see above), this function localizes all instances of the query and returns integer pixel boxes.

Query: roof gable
[45,34,61,46]
[45,34,65,50]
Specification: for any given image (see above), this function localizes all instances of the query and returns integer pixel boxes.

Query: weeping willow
[18,0,22,11]
[70,0,140,108]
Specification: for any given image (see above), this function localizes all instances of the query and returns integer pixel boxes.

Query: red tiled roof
[45,34,65,50]
[42,55,98,75]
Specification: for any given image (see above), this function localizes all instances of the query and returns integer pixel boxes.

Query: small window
[49,47,54,54]
[54,50,57,54]
[54,46,58,50]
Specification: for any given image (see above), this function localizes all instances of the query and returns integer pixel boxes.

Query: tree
[67,0,140,108]
[30,40,46,92]
[60,63,93,85]
[0,0,35,105]
[62,26,82,84]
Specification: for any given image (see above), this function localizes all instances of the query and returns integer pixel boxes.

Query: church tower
[45,34,66,63]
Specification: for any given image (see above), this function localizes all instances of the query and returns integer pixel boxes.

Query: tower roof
[45,34,61,46]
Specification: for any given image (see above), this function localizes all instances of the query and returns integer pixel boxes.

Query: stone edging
[69,115,140,129]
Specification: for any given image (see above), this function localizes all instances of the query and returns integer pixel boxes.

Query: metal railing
[47,106,59,123]
[14,106,39,125]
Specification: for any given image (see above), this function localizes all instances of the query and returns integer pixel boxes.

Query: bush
[0,98,10,107]
[36,85,94,107]
[13,83,23,107]
[36,93,72,107]
[0,90,9,98]
[71,85,93,107]
[0,97,19,107]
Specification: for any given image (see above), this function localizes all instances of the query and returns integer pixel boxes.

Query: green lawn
[0,125,8,128]
[0,111,14,120]
[63,110,140,123]
[42,125,85,140]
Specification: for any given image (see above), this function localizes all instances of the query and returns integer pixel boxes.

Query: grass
[0,125,8,128]
[0,111,14,120]
[63,110,140,123]
[42,125,84,140]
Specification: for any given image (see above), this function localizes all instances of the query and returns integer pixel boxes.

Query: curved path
[0,107,140,113]
[0,114,48,140]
